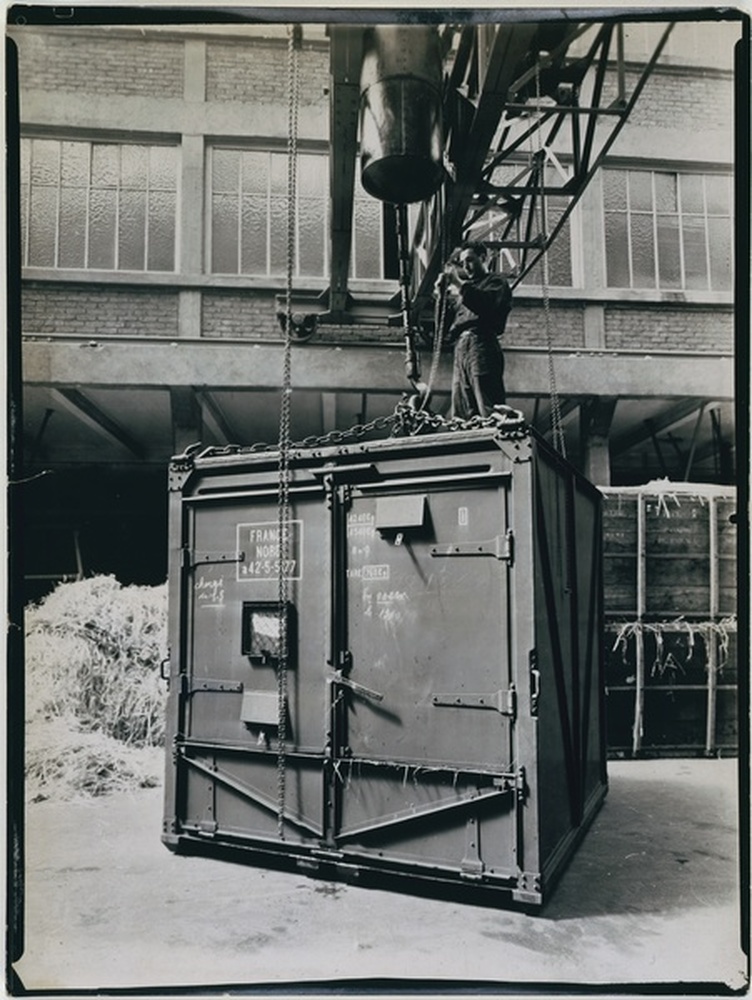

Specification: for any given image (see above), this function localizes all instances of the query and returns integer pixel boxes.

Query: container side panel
[180,753,323,843]
[533,454,579,862]
[344,484,512,770]
[572,479,606,806]
[187,492,328,750]
[335,768,516,876]
[176,489,329,840]
[339,478,515,875]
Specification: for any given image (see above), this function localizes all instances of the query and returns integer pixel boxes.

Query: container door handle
[530,661,541,716]
[330,670,384,704]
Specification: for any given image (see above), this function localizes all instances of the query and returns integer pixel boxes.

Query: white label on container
[236,520,303,581]
[458,506,469,527]
[361,564,390,581]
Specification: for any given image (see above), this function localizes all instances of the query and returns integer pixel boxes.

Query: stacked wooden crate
[601,482,738,757]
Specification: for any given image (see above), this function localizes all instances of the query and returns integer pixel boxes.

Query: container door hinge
[430,529,514,563]
[515,765,527,802]
[184,548,245,569]
[432,685,516,719]
[183,677,244,696]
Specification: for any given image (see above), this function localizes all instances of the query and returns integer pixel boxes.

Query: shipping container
[601,483,738,757]
[162,426,607,907]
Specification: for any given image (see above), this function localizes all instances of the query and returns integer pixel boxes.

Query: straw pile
[25,575,168,801]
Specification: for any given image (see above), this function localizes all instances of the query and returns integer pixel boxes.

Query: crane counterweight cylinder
[359,26,444,204]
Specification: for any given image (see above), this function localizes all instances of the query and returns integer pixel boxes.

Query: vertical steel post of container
[162,466,192,845]
[632,491,646,756]
[705,495,719,755]
[509,451,539,891]
[324,473,345,845]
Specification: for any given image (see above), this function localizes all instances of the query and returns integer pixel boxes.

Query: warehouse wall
[13,23,736,355]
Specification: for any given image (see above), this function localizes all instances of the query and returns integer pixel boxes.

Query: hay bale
[25,576,168,800]
[26,717,164,802]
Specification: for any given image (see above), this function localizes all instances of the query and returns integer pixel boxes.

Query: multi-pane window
[604,169,733,291]
[20,138,177,271]
[209,147,383,279]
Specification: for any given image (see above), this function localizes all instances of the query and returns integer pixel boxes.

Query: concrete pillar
[580,397,617,487]
[583,434,612,486]
[178,290,202,339]
[170,386,202,455]
[584,304,606,349]
[178,42,207,342]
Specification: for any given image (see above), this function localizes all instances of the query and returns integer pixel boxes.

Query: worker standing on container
[435,241,512,419]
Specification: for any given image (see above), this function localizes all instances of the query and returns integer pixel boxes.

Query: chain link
[274,24,301,842]
[196,401,528,462]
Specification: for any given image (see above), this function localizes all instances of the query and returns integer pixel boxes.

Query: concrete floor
[12,758,748,995]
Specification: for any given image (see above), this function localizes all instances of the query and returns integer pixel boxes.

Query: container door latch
[432,686,516,718]
[430,529,514,563]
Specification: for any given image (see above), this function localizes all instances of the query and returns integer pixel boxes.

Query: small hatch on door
[241,601,296,663]
[375,494,427,535]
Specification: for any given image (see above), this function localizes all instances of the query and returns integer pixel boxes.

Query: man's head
[457,240,488,280]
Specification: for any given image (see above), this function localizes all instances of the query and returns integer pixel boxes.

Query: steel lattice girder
[324,18,674,327]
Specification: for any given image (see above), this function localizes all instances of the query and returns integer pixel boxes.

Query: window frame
[206,142,386,281]
[20,133,179,274]
[602,165,733,293]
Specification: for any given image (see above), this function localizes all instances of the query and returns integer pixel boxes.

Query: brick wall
[604,305,734,352]
[205,41,328,107]
[203,292,591,349]
[22,285,179,337]
[604,68,734,133]
[202,291,280,339]
[505,303,585,349]
[16,31,184,98]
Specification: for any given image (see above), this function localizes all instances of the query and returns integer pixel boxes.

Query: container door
[177,487,329,846]
[333,478,518,878]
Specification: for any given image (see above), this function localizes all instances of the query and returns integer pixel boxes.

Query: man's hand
[445,262,470,289]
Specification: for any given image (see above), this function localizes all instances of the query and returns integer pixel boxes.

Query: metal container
[162,427,607,907]
[601,483,738,757]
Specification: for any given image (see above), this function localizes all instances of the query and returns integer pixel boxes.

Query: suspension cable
[534,58,566,458]
[423,189,451,409]
[275,23,301,841]
[394,203,429,406]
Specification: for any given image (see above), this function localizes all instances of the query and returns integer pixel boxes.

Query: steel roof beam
[413,23,540,311]
[51,388,144,459]
[610,398,714,456]
[196,389,237,446]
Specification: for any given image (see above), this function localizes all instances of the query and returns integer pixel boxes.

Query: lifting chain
[533,59,566,458]
[274,23,301,841]
[197,399,527,460]
[391,399,527,439]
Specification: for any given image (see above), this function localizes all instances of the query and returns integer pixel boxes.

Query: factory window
[604,169,733,292]
[20,137,177,271]
[209,147,383,280]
